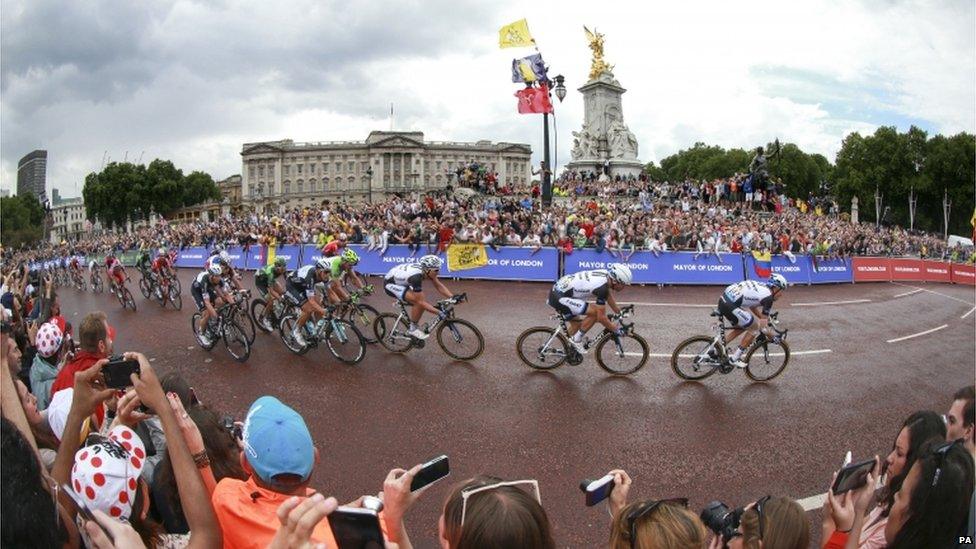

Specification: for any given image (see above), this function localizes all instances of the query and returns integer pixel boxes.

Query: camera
[221,416,242,440]
[700,501,744,543]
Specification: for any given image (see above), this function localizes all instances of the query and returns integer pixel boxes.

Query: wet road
[59,273,975,547]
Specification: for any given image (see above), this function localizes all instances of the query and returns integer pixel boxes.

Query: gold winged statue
[583,26,614,80]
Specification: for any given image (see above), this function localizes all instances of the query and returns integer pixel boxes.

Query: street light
[366,166,374,204]
[542,74,567,207]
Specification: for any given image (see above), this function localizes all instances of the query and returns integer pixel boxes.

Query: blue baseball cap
[242,396,314,484]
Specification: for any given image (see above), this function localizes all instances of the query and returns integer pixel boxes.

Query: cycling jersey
[552,270,611,304]
[717,280,773,327]
[322,240,345,257]
[191,271,221,311]
[255,265,282,296]
[106,257,122,270]
[383,263,424,301]
[151,256,170,272]
[284,265,323,306]
[323,256,346,279]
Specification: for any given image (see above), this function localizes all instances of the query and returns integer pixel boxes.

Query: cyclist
[88,257,101,285]
[151,247,175,299]
[192,263,228,347]
[135,241,153,275]
[548,263,633,354]
[254,257,288,329]
[717,273,787,368]
[207,250,243,291]
[105,253,128,294]
[324,249,368,304]
[321,232,348,257]
[68,254,82,284]
[383,254,455,340]
[286,258,334,347]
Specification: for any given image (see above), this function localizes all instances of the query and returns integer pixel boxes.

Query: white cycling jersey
[553,270,612,303]
[721,280,773,310]
[385,264,425,289]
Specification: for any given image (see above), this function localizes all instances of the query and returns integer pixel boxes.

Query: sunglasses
[459,479,540,526]
[730,495,771,541]
[626,498,688,548]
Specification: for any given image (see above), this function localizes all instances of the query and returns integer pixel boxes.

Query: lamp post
[366,166,374,204]
[942,188,952,239]
[542,74,567,207]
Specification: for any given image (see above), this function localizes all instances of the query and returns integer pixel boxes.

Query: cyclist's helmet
[418,255,443,271]
[219,250,232,265]
[341,249,360,265]
[338,232,348,241]
[607,263,634,286]
[315,257,331,270]
[208,263,223,276]
[768,273,788,290]
[274,257,287,268]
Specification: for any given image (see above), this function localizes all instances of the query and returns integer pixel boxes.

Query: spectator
[946,385,975,454]
[211,395,335,548]
[29,319,65,411]
[50,311,114,399]
[604,469,706,548]
[438,475,554,548]
[732,496,808,549]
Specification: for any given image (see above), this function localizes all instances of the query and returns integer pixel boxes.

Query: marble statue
[571,126,599,160]
[607,119,638,159]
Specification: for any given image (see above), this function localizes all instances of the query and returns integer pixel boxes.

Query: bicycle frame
[704,312,788,361]
[535,306,635,359]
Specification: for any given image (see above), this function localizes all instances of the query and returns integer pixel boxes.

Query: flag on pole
[499,19,534,48]
[511,53,547,83]
[515,83,553,114]
[751,250,773,278]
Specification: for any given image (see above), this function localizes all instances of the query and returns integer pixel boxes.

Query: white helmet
[208,263,223,276]
[315,257,331,270]
[768,273,788,290]
[607,263,633,285]
[219,250,231,264]
[418,255,443,271]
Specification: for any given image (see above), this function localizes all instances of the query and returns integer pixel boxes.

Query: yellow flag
[266,236,277,266]
[447,244,488,271]
[499,19,534,48]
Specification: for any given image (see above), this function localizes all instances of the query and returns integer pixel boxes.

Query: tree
[1,193,45,247]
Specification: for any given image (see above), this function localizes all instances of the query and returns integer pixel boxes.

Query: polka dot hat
[70,425,146,520]
[35,321,64,358]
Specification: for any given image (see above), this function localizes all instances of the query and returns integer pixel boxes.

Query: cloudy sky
[1,0,973,198]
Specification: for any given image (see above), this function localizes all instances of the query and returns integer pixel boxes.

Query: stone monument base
[566,158,644,179]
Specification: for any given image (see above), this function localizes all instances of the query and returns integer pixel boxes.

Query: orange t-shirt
[212,476,337,549]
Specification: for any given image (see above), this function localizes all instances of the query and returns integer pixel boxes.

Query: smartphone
[327,507,385,549]
[410,455,450,492]
[832,458,876,495]
[62,483,113,542]
[580,474,615,507]
[103,357,140,389]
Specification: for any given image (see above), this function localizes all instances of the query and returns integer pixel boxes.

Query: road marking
[893,289,923,298]
[797,492,827,511]
[886,324,948,343]
[631,302,714,308]
[791,299,871,307]
[186,346,195,350]
[890,282,976,306]
[963,307,976,319]
[638,349,831,358]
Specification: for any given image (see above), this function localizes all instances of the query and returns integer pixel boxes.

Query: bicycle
[335,286,380,344]
[191,298,251,362]
[110,277,137,311]
[230,289,257,344]
[279,305,366,365]
[670,311,790,382]
[251,293,290,334]
[90,269,105,293]
[71,269,87,291]
[372,293,484,361]
[515,304,648,375]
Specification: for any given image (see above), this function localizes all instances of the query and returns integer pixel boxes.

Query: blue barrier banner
[807,256,853,284]
[743,253,811,285]
[563,250,744,285]
[346,244,559,281]
[244,247,265,270]
[174,247,208,269]
[226,246,248,271]
[276,246,304,271]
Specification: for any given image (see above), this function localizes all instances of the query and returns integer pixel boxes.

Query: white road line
[893,289,923,298]
[797,492,827,512]
[886,324,949,343]
[791,299,871,307]
[963,307,976,319]
[890,282,976,306]
[637,349,832,358]
[631,302,714,308]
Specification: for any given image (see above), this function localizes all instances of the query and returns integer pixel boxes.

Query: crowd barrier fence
[161,245,975,286]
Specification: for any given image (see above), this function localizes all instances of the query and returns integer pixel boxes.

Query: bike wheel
[170,276,182,294]
[251,299,275,333]
[234,306,256,344]
[436,318,484,361]
[123,288,137,311]
[325,319,366,365]
[139,278,151,299]
[346,304,379,344]
[223,320,251,362]
[595,332,649,375]
[670,336,721,380]
[372,313,413,353]
[745,339,790,382]
[516,327,569,370]
[169,285,183,310]
[279,315,310,355]
[191,313,218,350]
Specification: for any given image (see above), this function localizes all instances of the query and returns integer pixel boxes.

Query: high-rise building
[17,150,47,203]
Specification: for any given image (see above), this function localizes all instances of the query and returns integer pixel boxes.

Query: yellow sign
[447,244,488,271]
[499,19,534,49]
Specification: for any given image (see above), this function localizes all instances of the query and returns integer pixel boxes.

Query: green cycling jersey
[256,264,281,280]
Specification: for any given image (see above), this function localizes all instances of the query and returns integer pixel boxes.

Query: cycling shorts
[191,284,215,312]
[255,275,271,297]
[717,297,754,328]
[384,283,409,302]
[285,280,314,307]
[547,289,588,319]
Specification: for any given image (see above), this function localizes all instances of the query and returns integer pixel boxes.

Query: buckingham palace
[240,131,532,212]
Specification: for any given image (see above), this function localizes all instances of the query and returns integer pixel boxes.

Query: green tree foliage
[83,160,221,228]
[834,126,974,234]
[0,193,46,246]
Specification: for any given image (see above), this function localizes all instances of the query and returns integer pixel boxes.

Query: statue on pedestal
[571,126,599,160]
[584,26,614,81]
[607,118,638,159]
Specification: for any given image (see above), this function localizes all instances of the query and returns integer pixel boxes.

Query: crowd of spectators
[5,175,971,270]
[1,264,973,548]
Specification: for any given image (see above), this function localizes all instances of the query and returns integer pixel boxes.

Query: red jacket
[51,350,109,423]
